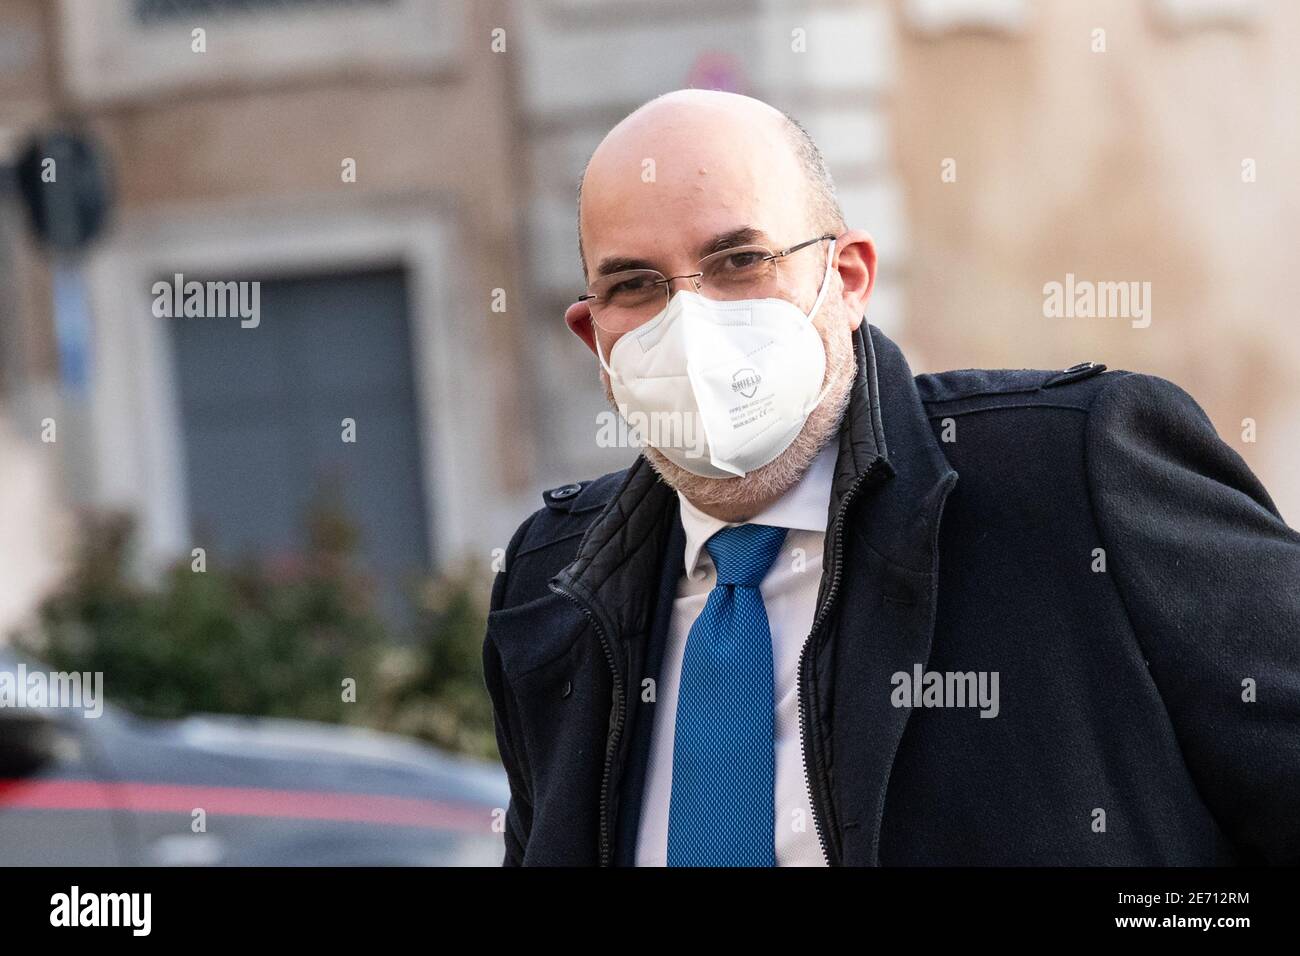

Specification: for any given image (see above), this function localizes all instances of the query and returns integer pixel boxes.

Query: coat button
[1043,361,1106,387]
[549,483,582,500]
[561,679,573,699]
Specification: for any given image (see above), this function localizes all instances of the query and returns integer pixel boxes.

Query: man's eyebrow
[697,226,768,259]
[594,255,657,277]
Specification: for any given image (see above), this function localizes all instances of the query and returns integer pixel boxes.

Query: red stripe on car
[0,779,496,833]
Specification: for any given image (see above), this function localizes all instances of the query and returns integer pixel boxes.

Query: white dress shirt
[634,440,837,866]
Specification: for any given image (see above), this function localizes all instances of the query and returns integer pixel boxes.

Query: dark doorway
[167,267,432,625]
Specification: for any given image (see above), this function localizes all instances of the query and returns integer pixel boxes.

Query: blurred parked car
[0,650,508,865]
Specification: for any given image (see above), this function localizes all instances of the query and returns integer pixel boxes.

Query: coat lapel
[821,326,958,864]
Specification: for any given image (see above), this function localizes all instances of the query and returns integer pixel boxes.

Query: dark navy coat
[482,323,1300,866]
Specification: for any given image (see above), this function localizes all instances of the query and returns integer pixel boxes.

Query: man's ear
[833,229,877,331]
[565,300,598,355]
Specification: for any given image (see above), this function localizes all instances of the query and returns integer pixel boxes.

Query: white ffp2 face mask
[596,238,836,479]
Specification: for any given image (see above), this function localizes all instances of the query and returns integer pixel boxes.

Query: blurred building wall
[0,0,70,641]
[1,0,539,615]
[889,0,1300,522]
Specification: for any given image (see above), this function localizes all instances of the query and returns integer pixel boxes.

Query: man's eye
[720,251,765,271]
[608,277,654,296]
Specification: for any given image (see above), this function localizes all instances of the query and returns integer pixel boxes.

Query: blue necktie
[667,522,788,866]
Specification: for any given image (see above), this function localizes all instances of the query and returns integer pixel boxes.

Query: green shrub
[11,505,496,760]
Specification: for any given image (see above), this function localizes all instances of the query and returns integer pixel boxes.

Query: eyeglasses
[578,234,836,334]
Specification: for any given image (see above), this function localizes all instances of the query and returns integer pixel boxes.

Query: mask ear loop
[799,238,839,418]
[591,315,617,379]
[804,237,837,324]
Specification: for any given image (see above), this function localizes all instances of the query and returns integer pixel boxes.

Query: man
[482,89,1300,866]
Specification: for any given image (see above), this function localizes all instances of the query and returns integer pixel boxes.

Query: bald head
[576,90,845,283]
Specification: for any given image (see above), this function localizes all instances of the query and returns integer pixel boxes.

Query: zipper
[796,458,888,866]
[548,580,625,868]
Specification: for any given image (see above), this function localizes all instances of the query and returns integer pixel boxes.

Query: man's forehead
[582,142,774,222]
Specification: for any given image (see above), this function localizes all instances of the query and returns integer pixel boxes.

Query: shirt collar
[677,439,837,580]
